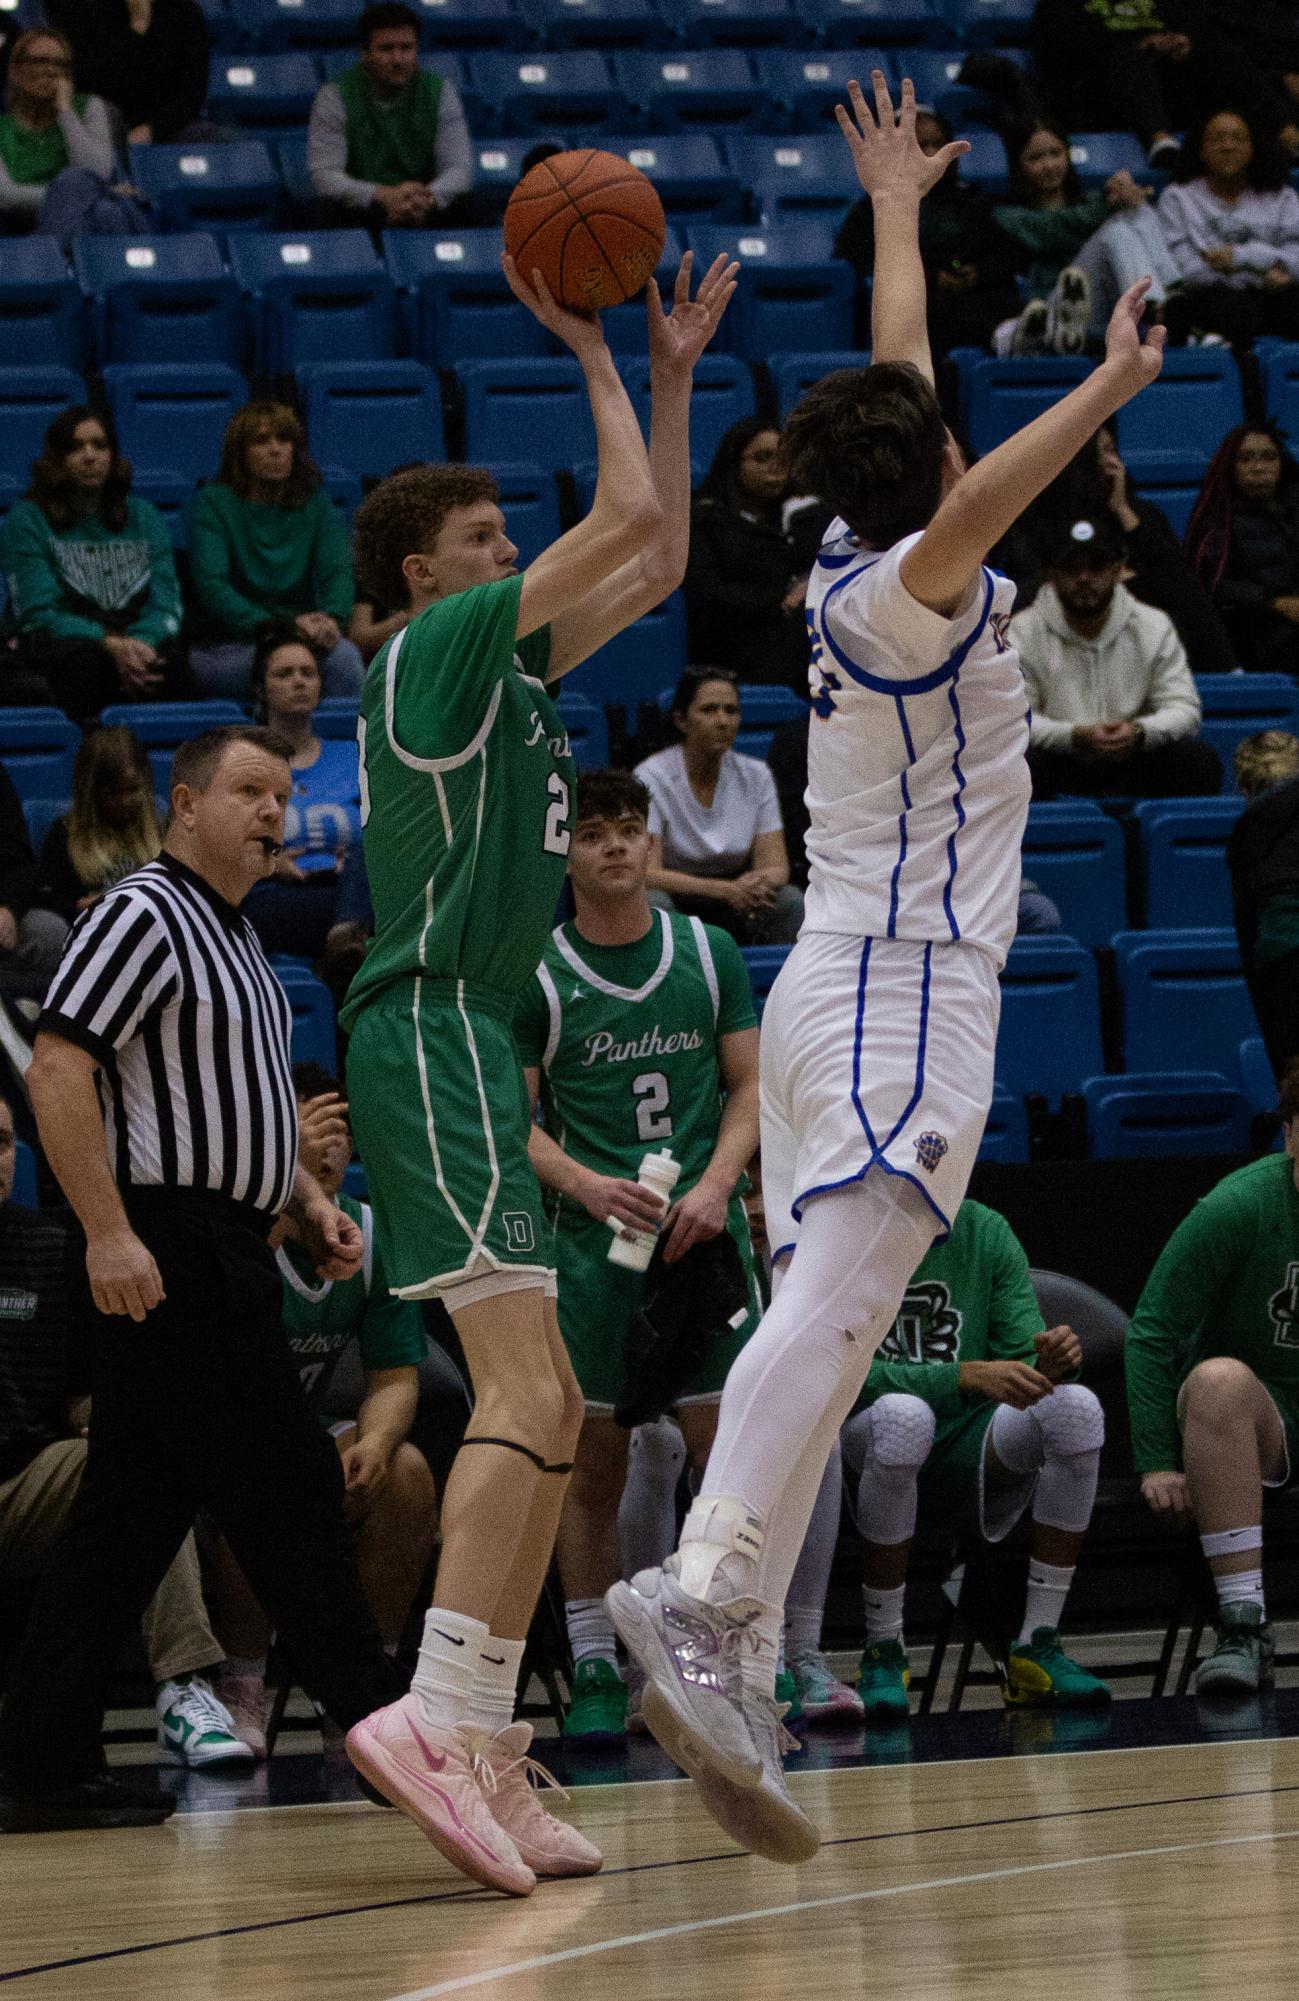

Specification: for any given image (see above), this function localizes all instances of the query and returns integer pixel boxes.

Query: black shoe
[0,1772,178,1833]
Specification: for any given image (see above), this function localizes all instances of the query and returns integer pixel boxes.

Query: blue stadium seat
[1239,1035,1277,1120]
[295,361,444,483]
[555,691,610,768]
[0,366,86,502]
[245,0,360,46]
[938,0,1035,44]
[101,701,248,795]
[798,0,937,42]
[206,52,321,139]
[470,137,569,219]
[664,0,796,45]
[519,0,668,46]
[894,47,992,127]
[724,133,859,222]
[1115,347,1244,485]
[756,50,894,133]
[995,935,1103,1101]
[0,239,79,374]
[564,589,688,708]
[72,236,242,368]
[614,50,771,133]
[602,134,741,219]
[487,462,562,567]
[128,141,280,232]
[622,351,756,473]
[405,0,521,44]
[962,356,1092,458]
[740,943,790,1019]
[1194,672,1299,790]
[1133,797,1242,930]
[1114,928,1258,1073]
[1083,1071,1250,1159]
[472,51,625,135]
[0,711,79,806]
[341,1158,369,1201]
[1131,482,1197,539]
[1260,342,1299,441]
[1066,131,1148,186]
[458,357,594,469]
[1020,802,1126,949]
[101,363,246,484]
[278,966,337,1071]
[685,222,854,356]
[384,229,549,367]
[311,699,359,742]
[21,797,69,857]
[771,350,868,419]
[954,127,1010,192]
[12,1139,37,1210]
[979,1082,1030,1163]
[132,472,195,549]
[228,231,396,374]
[734,683,806,759]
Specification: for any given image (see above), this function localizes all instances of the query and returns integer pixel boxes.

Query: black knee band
[460,1434,547,1472]
[543,1459,574,1476]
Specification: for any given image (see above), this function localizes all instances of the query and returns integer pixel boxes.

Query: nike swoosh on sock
[434,1631,466,1646]
[482,1655,506,1666]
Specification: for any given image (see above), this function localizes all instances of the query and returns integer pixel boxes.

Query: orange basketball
[503,149,667,312]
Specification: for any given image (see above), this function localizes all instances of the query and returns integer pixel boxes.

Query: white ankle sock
[784,1602,822,1660]
[565,1596,617,1667]
[863,1582,905,1646]
[1215,1568,1266,1617]
[413,1607,487,1730]
[1017,1561,1074,1645]
[476,1635,526,1733]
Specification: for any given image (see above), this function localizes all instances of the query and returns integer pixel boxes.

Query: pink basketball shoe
[475,1723,604,1878]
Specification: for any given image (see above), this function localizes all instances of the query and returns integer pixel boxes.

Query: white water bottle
[606,1148,682,1272]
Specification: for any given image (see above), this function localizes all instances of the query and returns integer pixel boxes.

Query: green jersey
[1126,1153,1299,1475]
[858,1200,1045,1428]
[514,910,757,1212]
[341,575,573,1025]
[277,1193,426,1412]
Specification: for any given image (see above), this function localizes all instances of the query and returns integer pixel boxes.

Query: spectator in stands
[240,625,364,965]
[1186,423,1299,675]
[1158,109,1299,349]
[1228,730,1299,1083]
[835,106,1023,358]
[1014,510,1221,797]
[2,404,189,725]
[1126,1101,1299,1695]
[188,402,365,701]
[35,725,162,928]
[0,764,66,989]
[44,0,213,148]
[307,1,475,231]
[683,421,826,692]
[635,668,803,944]
[210,1064,437,1756]
[0,1089,251,1768]
[0,27,149,239]
[993,118,1175,355]
[842,1198,1108,1716]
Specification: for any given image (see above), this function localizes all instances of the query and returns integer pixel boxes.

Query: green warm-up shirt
[2,496,182,648]
[278,1193,426,1414]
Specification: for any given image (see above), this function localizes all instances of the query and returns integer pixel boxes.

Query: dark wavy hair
[1003,117,1084,207]
[693,417,785,516]
[1177,105,1288,192]
[28,405,132,533]
[1184,422,1299,593]
[574,769,651,826]
[781,362,947,548]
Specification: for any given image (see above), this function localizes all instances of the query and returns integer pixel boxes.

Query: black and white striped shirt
[40,854,298,1216]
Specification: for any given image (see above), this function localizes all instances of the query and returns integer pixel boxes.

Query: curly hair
[781,362,947,548]
[216,401,320,506]
[352,464,499,611]
[574,770,651,826]
[28,405,133,533]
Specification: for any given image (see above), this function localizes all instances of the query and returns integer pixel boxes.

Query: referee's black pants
[0,1191,407,1792]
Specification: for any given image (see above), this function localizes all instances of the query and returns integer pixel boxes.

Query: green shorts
[915,1401,1037,1544]
[554,1198,762,1412]
[346,981,553,1300]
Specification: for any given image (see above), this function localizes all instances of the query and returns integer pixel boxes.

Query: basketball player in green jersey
[341,250,738,1894]
[514,770,761,1742]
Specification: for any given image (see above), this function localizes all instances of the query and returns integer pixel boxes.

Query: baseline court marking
[389,1827,1299,2000]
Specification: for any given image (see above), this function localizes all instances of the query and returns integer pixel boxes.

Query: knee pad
[1033,1383,1106,1459]
[865,1394,938,1471]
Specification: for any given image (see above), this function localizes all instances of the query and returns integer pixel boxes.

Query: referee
[0,725,407,1832]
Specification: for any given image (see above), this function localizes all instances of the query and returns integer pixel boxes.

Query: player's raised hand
[1101,277,1166,398]
[647,249,739,376]
[502,252,608,362]
[835,71,969,203]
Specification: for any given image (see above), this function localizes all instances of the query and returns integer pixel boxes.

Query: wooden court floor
[3,1727,1298,1999]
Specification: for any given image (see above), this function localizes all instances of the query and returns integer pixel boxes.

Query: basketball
[503,149,667,312]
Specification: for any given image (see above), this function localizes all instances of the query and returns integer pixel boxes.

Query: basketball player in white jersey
[608,71,1166,1861]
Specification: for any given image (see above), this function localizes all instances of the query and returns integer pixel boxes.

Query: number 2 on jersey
[543,772,571,857]
[633,1071,673,1142]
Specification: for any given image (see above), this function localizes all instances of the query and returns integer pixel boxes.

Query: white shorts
[761,932,1000,1262]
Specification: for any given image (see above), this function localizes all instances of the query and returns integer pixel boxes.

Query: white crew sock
[476,1635,526,1733]
[863,1582,906,1646]
[784,1602,822,1661]
[413,1606,488,1731]
[565,1596,618,1668]
[1215,1568,1266,1617]
[1017,1560,1074,1645]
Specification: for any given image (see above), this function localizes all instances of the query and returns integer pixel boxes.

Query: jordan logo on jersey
[879,1282,962,1365]
[915,1131,949,1174]
[1268,1261,1299,1348]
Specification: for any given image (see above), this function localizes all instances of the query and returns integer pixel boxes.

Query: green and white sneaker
[774,1667,805,1732]
[157,1675,255,1768]
[1003,1628,1111,1708]
[856,1639,911,1720]
[563,1657,629,1743]
[1195,1604,1276,1697]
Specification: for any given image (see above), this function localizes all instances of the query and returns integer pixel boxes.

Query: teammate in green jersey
[515,770,761,1742]
[340,251,739,1892]
[1127,1070,1299,1696]
[841,1200,1109,1715]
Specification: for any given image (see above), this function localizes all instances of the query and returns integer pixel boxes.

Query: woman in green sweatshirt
[187,400,365,699]
[2,403,190,724]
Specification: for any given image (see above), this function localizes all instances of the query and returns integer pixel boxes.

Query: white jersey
[802,522,1031,968]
